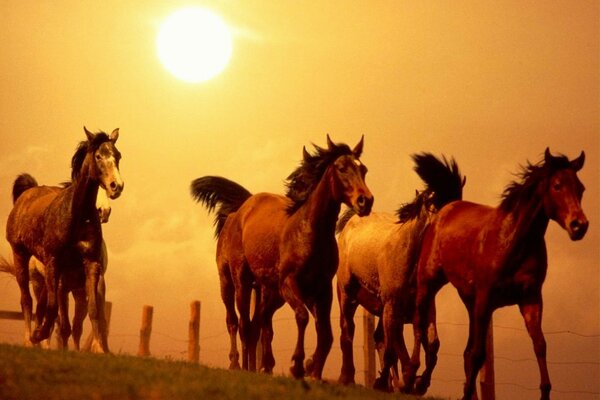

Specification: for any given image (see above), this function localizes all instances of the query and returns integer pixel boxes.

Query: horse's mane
[500,153,571,212]
[336,208,356,234]
[395,190,431,223]
[285,141,355,214]
[71,131,111,181]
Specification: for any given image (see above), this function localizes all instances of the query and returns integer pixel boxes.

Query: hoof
[413,376,429,396]
[290,363,305,379]
[229,361,241,370]
[304,357,315,375]
[373,376,392,393]
[338,374,355,386]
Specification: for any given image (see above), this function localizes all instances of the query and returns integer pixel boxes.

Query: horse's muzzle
[108,182,124,199]
[568,217,588,241]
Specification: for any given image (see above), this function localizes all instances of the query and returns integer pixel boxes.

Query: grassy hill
[0,343,446,400]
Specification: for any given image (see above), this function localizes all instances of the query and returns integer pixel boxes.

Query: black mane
[395,190,432,223]
[285,140,355,214]
[71,131,111,181]
[500,153,571,212]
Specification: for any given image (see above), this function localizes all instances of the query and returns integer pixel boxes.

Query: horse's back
[338,212,409,295]
[218,192,290,283]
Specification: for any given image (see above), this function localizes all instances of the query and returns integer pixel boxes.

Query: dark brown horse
[191,136,373,380]
[5,127,123,352]
[336,153,465,392]
[413,148,588,400]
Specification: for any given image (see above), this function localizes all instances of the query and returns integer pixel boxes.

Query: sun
[157,7,233,83]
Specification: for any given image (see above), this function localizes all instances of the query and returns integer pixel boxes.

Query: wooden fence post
[82,301,112,351]
[188,301,201,363]
[138,305,153,357]
[363,308,376,388]
[479,318,495,400]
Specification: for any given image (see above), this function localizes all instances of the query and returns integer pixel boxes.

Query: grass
[0,343,445,400]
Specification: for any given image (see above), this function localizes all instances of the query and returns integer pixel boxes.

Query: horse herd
[1,128,588,400]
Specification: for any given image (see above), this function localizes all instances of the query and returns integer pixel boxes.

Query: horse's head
[328,135,373,217]
[84,127,124,200]
[542,148,588,241]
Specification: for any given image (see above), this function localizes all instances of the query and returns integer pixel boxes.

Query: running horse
[5,127,123,352]
[413,148,588,400]
[0,187,111,350]
[191,136,373,379]
[336,153,464,392]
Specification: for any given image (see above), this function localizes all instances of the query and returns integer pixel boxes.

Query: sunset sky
[0,2,598,399]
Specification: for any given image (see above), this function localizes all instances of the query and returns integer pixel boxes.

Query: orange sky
[0,2,598,399]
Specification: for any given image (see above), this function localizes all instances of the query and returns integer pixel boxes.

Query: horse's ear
[570,151,585,172]
[109,128,119,143]
[462,176,467,188]
[326,134,335,150]
[544,147,553,164]
[353,135,364,158]
[84,126,94,141]
[302,146,310,161]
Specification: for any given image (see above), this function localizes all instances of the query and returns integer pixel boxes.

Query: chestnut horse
[0,188,111,350]
[336,153,465,392]
[413,149,588,400]
[5,127,123,352]
[192,136,373,379]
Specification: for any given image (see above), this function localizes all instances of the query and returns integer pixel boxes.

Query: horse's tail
[0,256,16,277]
[336,208,357,234]
[190,176,252,238]
[12,173,38,204]
[412,153,466,210]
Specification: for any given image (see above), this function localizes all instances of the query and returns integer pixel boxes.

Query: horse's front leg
[337,283,359,385]
[32,258,59,344]
[519,298,551,400]
[306,284,334,380]
[84,259,109,353]
[56,282,71,350]
[462,294,493,400]
[71,288,88,350]
[280,275,309,379]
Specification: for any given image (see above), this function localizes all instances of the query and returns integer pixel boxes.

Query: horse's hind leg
[219,262,240,369]
[56,284,71,350]
[232,264,255,371]
[519,298,551,400]
[71,288,88,350]
[258,289,284,374]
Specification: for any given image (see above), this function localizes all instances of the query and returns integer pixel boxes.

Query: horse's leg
[413,281,442,395]
[374,300,405,392]
[280,275,309,379]
[519,298,551,400]
[56,284,71,350]
[306,284,334,380]
[233,268,253,371]
[13,250,34,346]
[462,293,493,400]
[71,288,88,351]
[218,262,240,369]
[84,259,109,353]
[32,258,59,343]
[259,289,284,374]
[337,283,359,385]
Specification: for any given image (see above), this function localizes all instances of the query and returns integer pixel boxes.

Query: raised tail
[0,256,16,276]
[12,173,38,204]
[190,176,252,238]
[412,153,466,210]
[336,208,357,234]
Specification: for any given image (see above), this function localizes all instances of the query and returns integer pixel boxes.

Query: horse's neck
[71,156,100,224]
[297,169,341,237]
[502,196,549,265]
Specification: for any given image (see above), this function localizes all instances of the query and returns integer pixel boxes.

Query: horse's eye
[95,153,102,161]
[552,182,561,191]
[338,165,347,174]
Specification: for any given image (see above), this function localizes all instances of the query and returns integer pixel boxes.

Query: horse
[413,148,588,400]
[191,136,373,379]
[5,127,123,352]
[0,188,111,350]
[336,153,465,392]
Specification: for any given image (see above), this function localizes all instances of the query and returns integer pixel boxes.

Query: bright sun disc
[157,8,232,83]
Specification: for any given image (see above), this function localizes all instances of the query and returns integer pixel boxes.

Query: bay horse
[336,153,465,392]
[0,188,111,350]
[5,127,123,352]
[413,148,588,400]
[191,136,373,379]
